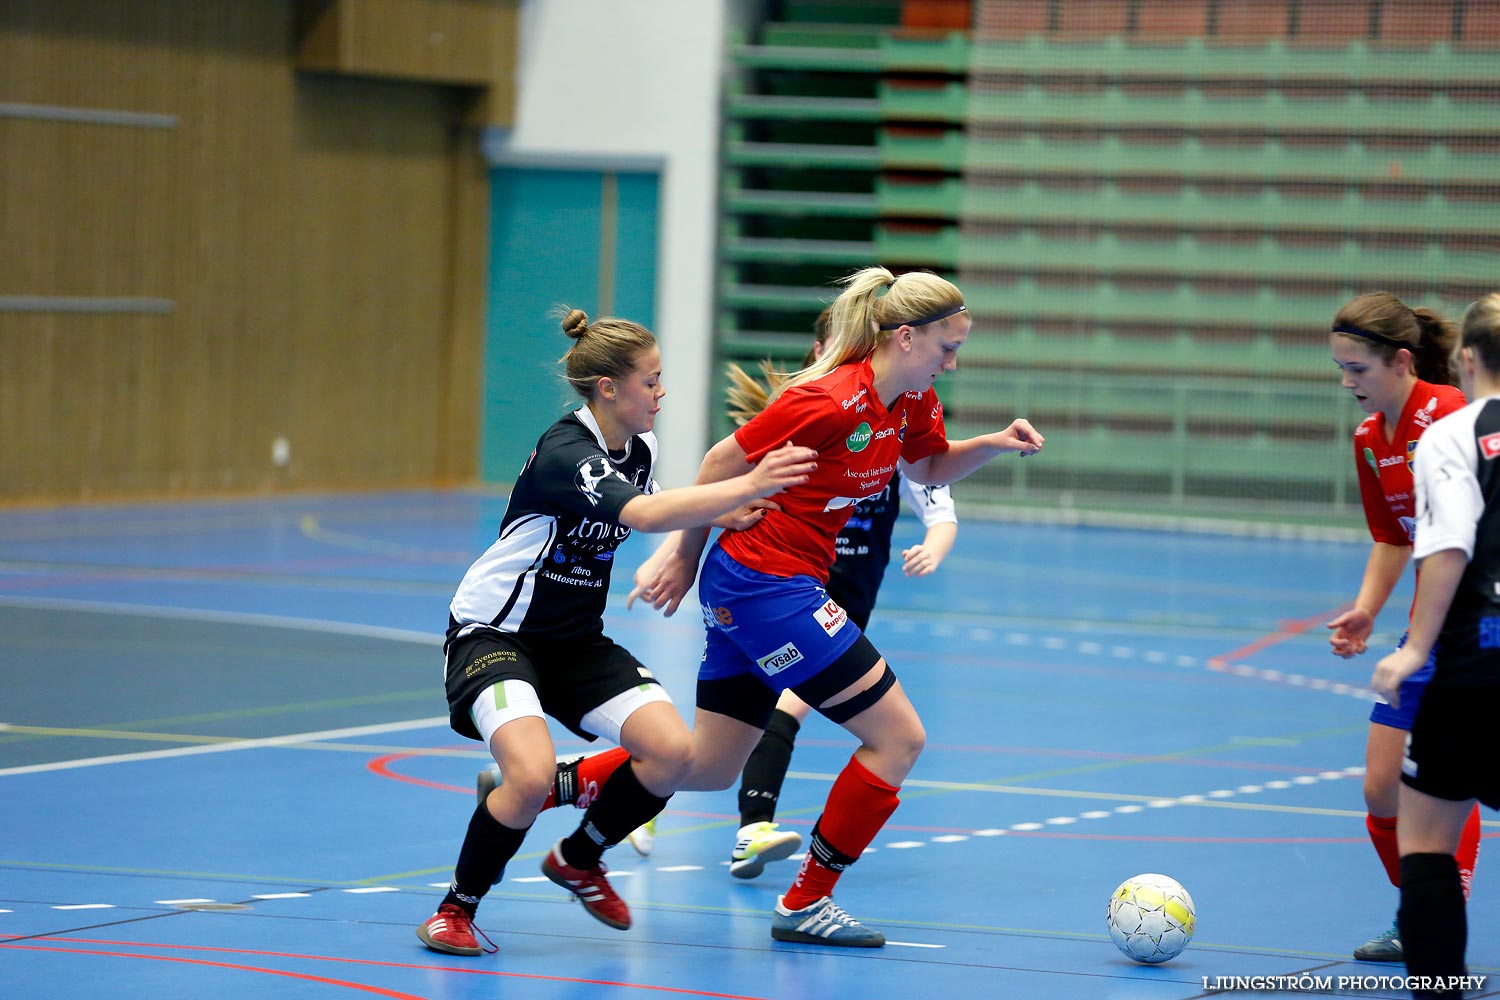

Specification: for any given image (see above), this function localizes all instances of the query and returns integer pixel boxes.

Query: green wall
[483,167,660,483]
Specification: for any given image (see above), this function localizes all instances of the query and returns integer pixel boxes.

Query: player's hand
[901,543,939,576]
[626,563,655,610]
[635,549,699,617]
[747,442,817,497]
[716,497,781,532]
[1326,607,1374,658]
[1001,419,1044,458]
[1371,647,1425,709]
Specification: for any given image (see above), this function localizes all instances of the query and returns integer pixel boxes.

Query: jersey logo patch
[1481,432,1500,460]
[846,422,873,453]
[574,457,613,506]
[756,642,803,676]
[813,599,847,637]
[1363,447,1378,474]
[1406,439,1419,472]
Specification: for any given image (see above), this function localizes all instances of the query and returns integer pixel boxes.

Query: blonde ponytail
[781,267,965,395]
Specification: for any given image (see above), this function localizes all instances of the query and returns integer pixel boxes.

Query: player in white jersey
[1372,293,1500,998]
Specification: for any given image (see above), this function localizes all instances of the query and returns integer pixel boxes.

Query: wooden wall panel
[0,0,488,501]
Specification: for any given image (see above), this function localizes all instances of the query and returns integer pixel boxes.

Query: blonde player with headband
[569,267,1042,946]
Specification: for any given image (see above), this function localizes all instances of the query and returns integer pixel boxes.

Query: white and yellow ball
[1106,873,1196,964]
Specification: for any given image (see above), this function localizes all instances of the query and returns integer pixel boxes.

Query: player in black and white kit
[1372,293,1500,999]
[416,308,817,957]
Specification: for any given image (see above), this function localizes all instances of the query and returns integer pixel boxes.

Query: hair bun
[561,308,590,340]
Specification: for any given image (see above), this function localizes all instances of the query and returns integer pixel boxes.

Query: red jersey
[1353,379,1466,546]
[722,359,950,580]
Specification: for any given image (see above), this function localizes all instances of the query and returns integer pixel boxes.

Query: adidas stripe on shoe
[771,895,885,948]
[416,903,497,956]
[540,840,631,930]
[729,821,802,879]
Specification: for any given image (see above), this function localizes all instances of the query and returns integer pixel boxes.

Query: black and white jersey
[1412,395,1500,686]
[448,407,659,645]
[827,464,956,627]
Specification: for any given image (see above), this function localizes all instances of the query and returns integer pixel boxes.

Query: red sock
[1367,813,1401,887]
[1457,803,1482,902]
[542,746,630,811]
[782,755,900,911]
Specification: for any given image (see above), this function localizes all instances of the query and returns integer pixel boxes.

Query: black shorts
[443,628,661,742]
[1402,681,1500,810]
[825,573,875,633]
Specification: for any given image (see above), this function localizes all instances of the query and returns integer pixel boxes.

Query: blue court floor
[1,489,1496,999]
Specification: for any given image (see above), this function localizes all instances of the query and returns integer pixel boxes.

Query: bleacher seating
[718,0,1500,519]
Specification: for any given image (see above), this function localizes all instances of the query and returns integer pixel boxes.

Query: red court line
[1207,606,1349,670]
[367,751,472,794]
[2,935,769,1000]
[1,942,424,999]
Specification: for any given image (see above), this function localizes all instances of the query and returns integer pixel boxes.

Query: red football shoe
[541,841,632,930]
[416,903,496,956]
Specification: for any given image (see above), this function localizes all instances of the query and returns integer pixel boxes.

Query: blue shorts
[698,544,862,693]
[1369,632,1438,731]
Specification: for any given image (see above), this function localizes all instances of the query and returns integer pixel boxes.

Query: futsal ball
[1106,873,1196,964]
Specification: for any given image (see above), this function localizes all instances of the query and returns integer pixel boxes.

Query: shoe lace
[455,909,499,954]
[814,899,860,929]
[472,922,499,954]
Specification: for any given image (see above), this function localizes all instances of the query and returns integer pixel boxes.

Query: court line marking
[299,515,472,563]
[980,627,1381,704]
[0,724,483,761]
[0,941,430,1000]
[0,595,443,646]
[0,717,449,777]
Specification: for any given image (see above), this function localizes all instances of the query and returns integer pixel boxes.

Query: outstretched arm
[629,433,787,615]
[904,419,1043,486]
[617,441,814,534]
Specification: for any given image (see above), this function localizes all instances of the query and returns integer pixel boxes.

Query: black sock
[738,709,801,826]
[442,803,530,917]
[1398,852,1466,999]
[559,761,670,870]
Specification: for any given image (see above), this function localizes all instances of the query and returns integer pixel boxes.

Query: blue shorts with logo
[698,544,862,693]
[1369,631,1437,730]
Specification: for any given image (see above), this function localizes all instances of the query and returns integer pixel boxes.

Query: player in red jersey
[1324,291,1482,962]
[588,266,1040,946]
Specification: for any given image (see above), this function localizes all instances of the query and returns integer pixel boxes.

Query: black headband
[879,304,968,330]
[1332,323,1408,349]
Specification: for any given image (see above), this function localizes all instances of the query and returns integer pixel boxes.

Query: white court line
[0,594,441,647]
[887,941,945,949]
[0,717,449,777]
